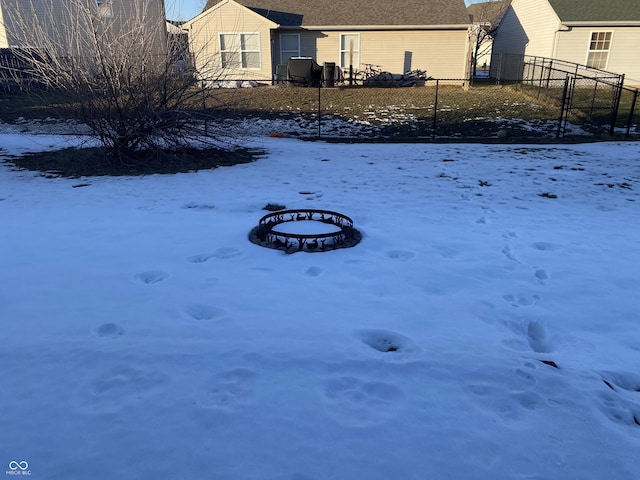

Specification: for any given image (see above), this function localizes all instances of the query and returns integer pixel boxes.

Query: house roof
[547,0,640,23]
[201,0,471,27]
[467,1,509,24]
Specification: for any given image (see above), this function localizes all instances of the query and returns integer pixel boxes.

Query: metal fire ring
[249,209,362,253]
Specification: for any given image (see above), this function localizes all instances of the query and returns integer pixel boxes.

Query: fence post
[609,74,624,136]
[626,88,638,136]
[546,59,553,89]
[530,56,536,85]
[589,78,599,120]
[317,83,322,140]
[557,75,570,138]
[202,80,208,136]
[432,79,439,140]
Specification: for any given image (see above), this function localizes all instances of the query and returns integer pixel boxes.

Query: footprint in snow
[464,364,543,422]
[305,266,323,277]
[601,371,640,394]
[532,242,560,251]
[502,293,541,307]
[189,248,242,262]
[597,374,640,428]
[355,329,421,357]
[534,269,549,284]
[385,250,416,261]
[96,322,125,337]
[195,368,257,410]
[298,191,323,200]
[501,246,520,263]
[188,253,214,263]
[322,376,405,427]
[134,270,169,284]
[502,319,555,354]
[184,304,225,321]
[79,365,170,413]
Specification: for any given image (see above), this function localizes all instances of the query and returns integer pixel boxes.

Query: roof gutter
[561,21,640,27]
[278,24,471,31]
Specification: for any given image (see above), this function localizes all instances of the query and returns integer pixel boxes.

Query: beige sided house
[182,0,471,82]
[491,0,640,85]
[0,0,167,56]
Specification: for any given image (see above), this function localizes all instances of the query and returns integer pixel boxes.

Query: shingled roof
[547,0,640,23]
[201,0,471,27]
[467,1,509,24]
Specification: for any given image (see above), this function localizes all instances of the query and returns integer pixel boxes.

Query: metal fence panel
[2,59,637,141]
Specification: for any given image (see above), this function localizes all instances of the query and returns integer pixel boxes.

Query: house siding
[493,0,640,86]
[492,0,561,58]
[0,0,167,55]
[0,0,69,48]
[556,27,640,84]
[359,30,468,78]
[186,0,275,80]
[283,28,468,78]
[0,4,7,48]
[190,0,471,81]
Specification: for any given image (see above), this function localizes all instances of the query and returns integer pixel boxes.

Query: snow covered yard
[1,133,639,479]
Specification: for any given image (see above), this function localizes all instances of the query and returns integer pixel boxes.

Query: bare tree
[468,0,511,79]
[3,0,223,162]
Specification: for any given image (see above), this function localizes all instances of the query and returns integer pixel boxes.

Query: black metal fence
[618,86,640,136]
[0,48,47,92]
[199,54,636,141]
[202,77,638,141]
[490,54,628,136]
[2,48,638,141]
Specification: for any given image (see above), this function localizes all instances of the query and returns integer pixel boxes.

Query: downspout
[552,23,570,59]
[269,23,281,85]
[270,33,275,84]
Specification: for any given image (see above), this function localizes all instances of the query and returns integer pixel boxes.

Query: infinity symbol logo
[8,461,29,471]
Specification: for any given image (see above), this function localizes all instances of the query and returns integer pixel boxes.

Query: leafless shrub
[2,0,226,162]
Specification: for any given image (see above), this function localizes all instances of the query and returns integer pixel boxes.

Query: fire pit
[249,209,362,253]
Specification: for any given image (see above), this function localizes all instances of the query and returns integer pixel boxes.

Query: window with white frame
[340,33,360,70]
[219,33,261,69]
[280,34,300,63]
[586,31,612,69]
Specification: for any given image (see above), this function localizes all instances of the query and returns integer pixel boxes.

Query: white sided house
[492,0,640,86]
[182,0,472,82]
[0,0,167,56]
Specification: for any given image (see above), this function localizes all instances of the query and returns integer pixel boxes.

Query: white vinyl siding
[586,31,612,69]
[0,5,7,47]
[0,0,166,54]
[491,0,561,58]
[220,32,261,69]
